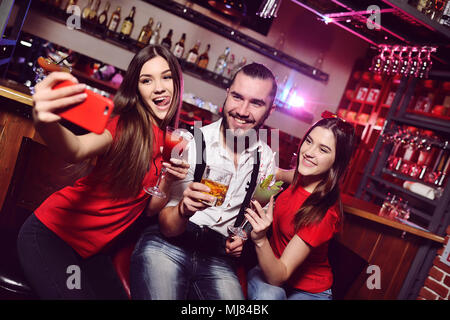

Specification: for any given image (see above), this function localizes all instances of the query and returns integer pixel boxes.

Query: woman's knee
[247,266,287,300]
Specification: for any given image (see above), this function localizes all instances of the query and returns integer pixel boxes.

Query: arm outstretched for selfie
[32,72,113,163]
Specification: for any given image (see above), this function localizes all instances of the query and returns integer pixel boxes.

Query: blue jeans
[130,224,244,300]
[247,266,333,300]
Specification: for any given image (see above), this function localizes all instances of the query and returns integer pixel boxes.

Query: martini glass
[144,126,193,198]
[228,178,283,240]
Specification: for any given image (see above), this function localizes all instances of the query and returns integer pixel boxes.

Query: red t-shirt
[269,184,340,293]
[35,116,164,258]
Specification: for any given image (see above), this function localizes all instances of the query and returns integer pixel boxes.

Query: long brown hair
[95,45,183,198]
[291,117,355,231]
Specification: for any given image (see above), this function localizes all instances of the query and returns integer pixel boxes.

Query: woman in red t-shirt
[17,45,189,299]
[245,113,355,300]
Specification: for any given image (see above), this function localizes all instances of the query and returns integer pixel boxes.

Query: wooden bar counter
[0,80,445,299]
[0,81,37,213]
[339,194,444,299]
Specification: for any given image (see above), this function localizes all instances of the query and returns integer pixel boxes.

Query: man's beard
[220,100,270,137]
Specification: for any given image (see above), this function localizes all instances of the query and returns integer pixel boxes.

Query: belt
[165,222,228,257]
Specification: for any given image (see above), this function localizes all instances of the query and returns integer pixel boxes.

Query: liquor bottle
[186,40,200,63]
[229,56,247,79]
[88,0,101,21]
[137,18,154,48]
[196,44,210,68]
[64,0,78,13]
[161,29,173,50]
[437,154,450,186]
[119,6,136,41]
[97,1,110,26]
[416,0,428,12]
[149,22,161,45]
[422,0,436,18]
[107,6,121,33]
[82,0,93,19]
[173,33,186,58]
[440,0,450,26]
[432,0,447,21]
[214,47,230,75]
[224,54,235,78]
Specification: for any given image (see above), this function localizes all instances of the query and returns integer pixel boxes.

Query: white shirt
[166,118,276,237]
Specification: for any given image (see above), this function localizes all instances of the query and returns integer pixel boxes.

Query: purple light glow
[287,93,305,108]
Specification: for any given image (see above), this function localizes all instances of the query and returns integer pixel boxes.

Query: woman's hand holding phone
[33,71,114,134]
[32,72,87,125]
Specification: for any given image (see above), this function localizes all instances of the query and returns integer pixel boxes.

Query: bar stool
[0,229,37,299]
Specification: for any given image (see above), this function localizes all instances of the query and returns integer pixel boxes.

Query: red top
[269,184,340,293]
[35,116,164,258]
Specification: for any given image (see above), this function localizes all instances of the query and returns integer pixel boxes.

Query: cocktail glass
[144,126,193,198]
[228,176,283,240]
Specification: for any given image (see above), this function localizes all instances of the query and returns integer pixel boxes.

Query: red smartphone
[52,80,114,134]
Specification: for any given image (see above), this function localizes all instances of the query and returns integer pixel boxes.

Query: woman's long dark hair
[95,45,183,198]
[291,117,355,231]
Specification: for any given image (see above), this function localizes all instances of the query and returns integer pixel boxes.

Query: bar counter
[0,80,445,299]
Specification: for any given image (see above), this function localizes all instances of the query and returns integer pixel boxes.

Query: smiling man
[130,63,292,300]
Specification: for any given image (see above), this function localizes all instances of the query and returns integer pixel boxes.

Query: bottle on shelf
[173,33,186,58]
[439,0,450,26]
[214,47,230,75]
[82,0,93,19]
[107,6,121,34]
[399,200,410,220]
[88,0,101,21]
[419,0,446,20]
[137,18,154,48]
[149,22,161,45]
[97,1,110,26]
[378,193,392,217]
[196,44,210,68]
[161,29,173,50]
[64,0,78,13]
[224,54,235,79]
[432,0,447,21]
[229,56,246,79]
[416,0,428,12]
[119,6,136,41]
[437,154,450,186]
[186,40,200,63]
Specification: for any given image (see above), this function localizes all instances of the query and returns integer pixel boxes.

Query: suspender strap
[193,127,206,183]
[234,150,261,227]
[192,126,261,228]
